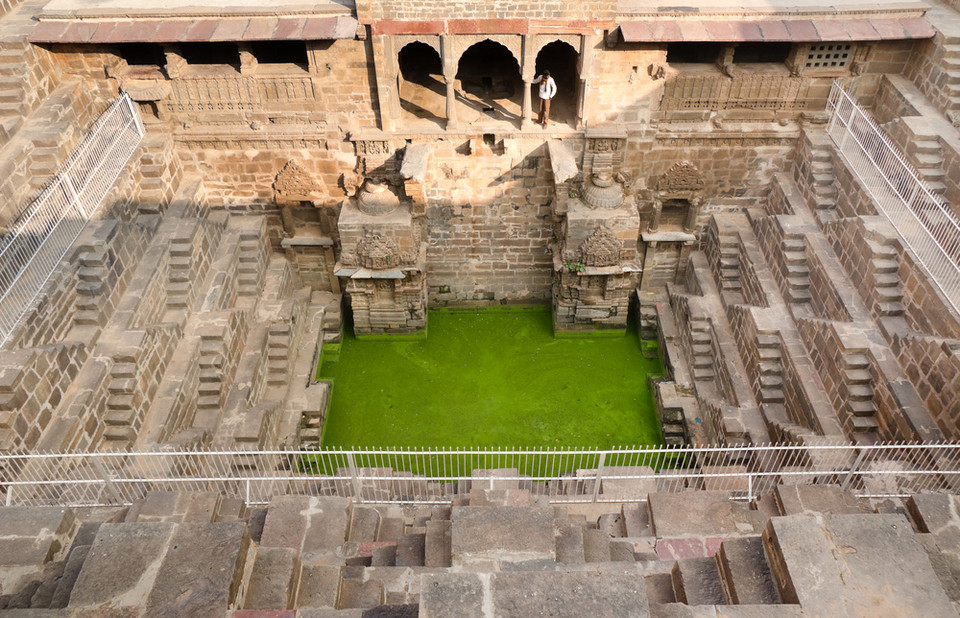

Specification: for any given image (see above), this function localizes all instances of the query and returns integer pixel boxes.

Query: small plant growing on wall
[565,260,586,273]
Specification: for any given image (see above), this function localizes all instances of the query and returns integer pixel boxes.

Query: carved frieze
[586,138,622,153]
[579,228,622,267]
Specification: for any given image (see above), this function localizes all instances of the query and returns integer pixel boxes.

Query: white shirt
[534,75,557,100]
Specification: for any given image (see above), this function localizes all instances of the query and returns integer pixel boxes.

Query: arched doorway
[455,40,522,125]
[398,42,444,128]
[534,41,580,127]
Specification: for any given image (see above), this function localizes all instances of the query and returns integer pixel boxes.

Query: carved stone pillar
[521,79,534,130]
[684,196,702,233]
[444,74,458,131]
[649,197,663,233]
[441,35,458,132]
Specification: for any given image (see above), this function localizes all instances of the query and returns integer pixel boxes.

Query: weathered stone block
[68,522,176,610]
[244,546,301,610]
[451,506,556,566]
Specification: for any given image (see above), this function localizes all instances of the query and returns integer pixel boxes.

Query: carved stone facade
[550,133,641,333]
[336,179,426,335]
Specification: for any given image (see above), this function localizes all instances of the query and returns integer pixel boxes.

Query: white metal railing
[1,442,958,507]
[0,93,144,347]
[826,82,960,314]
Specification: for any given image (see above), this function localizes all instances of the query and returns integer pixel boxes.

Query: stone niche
[640,161,704,291]
[274,159,339,292]
[549,134,641,333]
[335,178,427,335]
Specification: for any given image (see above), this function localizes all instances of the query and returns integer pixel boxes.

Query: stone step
[555,520,586,565]
[582,528,612,563]
[215,497,245,522]
[717,536,780,604]
[784,262,809,276]
[850,415,880,433]
[691,330,711,344]
[759,347,782,360]
[691,343,712,356]
[425,519,452,567]
[846,383,873,401]
[622,503,651,537]
[874,272,901,287]
[598,512,626,538]
[692,367,715,381]
[244,546,300,610]
[873,258,899,274]
[874,286,903,301]
[845,354,870,370]
[760,374,783,388]
[759,360,781,376]
[348,506,381,543]
[843,368,872,384]
[672,557,728,605]
[849,399,878,417]
[878,301,905,316]
[395,532,425,567]
[761,388,785,403]
[298,565,341,609]
[337,577,385,609]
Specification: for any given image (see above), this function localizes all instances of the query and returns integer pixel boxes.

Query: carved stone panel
[273,159,326,203]
[579,227,622,267]
[657,161,705,194]
[356,234,403,270]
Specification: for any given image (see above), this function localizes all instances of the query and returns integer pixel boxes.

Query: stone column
[520,34,536,130]
[444,74,458,131]
[649,197,663,233]
[683,196,702,233]
[521,78,535,130]
[441,35,458,132]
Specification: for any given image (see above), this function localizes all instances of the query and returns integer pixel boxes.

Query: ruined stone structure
[3,0,960,609]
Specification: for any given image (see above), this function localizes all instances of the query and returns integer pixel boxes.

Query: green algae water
[317,306,664,448]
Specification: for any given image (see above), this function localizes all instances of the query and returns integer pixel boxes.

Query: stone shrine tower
[335,178,427,336]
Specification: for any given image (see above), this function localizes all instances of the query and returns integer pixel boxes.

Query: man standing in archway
[533,70,557,127]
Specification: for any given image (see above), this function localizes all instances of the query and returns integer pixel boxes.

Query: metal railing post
[346,452,364,504]
[592,452,606,503]
[91,456,125,505]
[840,449,868,491]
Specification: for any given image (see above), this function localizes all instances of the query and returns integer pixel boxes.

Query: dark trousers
[538,97,552,125]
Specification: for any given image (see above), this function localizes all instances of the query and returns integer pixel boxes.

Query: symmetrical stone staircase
[2,485,957,615]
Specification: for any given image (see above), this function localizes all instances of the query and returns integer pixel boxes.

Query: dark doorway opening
[398,42,444,126]
[455,40,522,124]
[534,40,580,127]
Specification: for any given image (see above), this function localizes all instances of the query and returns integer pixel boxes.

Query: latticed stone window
[804,44,853,70]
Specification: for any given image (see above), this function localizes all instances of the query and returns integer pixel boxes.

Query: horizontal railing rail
[0,93,144,347]
[1,442,958,507]
[825,81,960,315]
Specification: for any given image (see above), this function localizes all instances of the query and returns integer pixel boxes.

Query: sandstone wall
[422,138,557,304]
[891,331,960,437]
